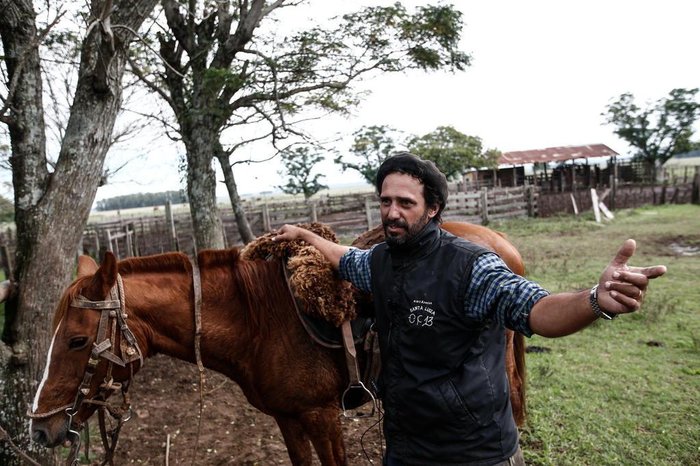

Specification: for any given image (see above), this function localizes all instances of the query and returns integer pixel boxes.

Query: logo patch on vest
[408,299,435,327]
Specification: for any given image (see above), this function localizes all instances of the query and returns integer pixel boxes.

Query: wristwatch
[589,285,617,320]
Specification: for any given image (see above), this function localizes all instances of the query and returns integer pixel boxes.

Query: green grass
[488,204,700,465]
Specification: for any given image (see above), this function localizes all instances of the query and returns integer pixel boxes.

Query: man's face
[380,173,438,247]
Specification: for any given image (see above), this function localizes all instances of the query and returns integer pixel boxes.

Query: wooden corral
[537,183,696,217]
[78,187,538,259]
[0,180,691,268]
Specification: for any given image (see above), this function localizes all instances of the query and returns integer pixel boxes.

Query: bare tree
[0,0,158,463]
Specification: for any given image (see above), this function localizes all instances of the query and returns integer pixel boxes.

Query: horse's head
[29,252,143,448]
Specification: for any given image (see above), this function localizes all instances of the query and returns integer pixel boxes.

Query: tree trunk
[0,1,157,463]
[184,127,226,251]
[0,4,52,461]
[216,151,256,244]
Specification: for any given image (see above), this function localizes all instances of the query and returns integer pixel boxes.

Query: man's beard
[383,209,431,247]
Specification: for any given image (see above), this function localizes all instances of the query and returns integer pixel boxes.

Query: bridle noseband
[28,274,143,466]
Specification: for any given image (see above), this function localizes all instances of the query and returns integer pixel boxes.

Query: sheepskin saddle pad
[240,223,356,327]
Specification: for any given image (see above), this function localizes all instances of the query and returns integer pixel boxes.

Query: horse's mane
[52,253,193,330]
[53,249,298,338]
[198,248,292,336]
[118,252,192,275]
[121,250,290,337]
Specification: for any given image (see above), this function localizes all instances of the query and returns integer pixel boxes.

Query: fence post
[165,201,179,252]
[365,197,374,229]
[93,230,100,258]
[480,188,489,225]
[525,186,535,217]
[262,203,271,231]
[309,201,318,223]
[692,167,700,205]
[124,224,133,257]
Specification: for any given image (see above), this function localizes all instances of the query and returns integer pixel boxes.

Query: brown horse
[28,222,527,465]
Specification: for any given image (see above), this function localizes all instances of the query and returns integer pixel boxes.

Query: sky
[86,0,700,202]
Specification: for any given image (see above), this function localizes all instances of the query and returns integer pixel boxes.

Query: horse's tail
[512,332,527,426]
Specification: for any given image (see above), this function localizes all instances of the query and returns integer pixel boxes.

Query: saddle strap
[341,320,361,385]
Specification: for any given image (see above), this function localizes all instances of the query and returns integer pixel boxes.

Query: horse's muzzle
[30,417,69,448]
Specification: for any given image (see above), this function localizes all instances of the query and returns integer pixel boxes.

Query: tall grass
[489,205,700,465]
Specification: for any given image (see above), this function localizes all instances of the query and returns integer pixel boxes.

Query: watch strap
[590,284,616,320]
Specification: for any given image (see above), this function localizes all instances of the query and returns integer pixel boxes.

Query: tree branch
[0,9,65,122]
[126,55,175,107]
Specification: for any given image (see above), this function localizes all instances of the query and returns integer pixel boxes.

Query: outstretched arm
[272,224,351,270]
[529,239,667,337]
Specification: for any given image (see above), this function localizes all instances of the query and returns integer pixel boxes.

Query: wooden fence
[77,185,537,259]
[1,181,691,265]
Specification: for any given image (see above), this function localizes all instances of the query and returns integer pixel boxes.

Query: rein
[28,274,143,466]
[189,258,206,466]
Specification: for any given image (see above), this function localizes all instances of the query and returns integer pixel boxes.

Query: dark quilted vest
[370,221,519,465]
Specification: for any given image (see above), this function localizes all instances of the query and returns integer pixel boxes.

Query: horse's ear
[82,252,118,299]
[77,255,99,278]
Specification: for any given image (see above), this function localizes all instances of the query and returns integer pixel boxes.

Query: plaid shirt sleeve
[467,252,550,337]
[338,246,374,293]
[340,247,547,336]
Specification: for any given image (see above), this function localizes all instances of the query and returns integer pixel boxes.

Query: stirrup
[341,381,377,419]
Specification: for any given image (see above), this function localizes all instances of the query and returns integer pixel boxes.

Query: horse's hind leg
[299,407,346,466]
[275,415,314,465]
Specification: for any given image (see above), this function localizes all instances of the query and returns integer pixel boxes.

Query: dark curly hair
[375,152,448,223]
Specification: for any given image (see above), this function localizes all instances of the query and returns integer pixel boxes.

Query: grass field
[489,204,700,465]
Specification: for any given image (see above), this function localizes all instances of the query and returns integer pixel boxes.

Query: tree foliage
[277,146,328,199]
[95,190,188,211]
[336,124,499,184]
[603,88,700,165]
[408,125,499,179]
[335,125,404,185]
[129,0,471,246]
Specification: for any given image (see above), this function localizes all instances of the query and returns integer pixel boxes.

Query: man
[273,153,667,466]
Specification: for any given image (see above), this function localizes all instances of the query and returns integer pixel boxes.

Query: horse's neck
[124,269,198,362]
[125,259,298,378]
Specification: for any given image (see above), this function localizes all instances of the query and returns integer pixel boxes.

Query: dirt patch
[102,355,383,465]
[645,235,700,257]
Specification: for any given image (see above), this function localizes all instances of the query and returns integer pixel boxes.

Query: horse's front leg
[299,407,347,466]
[275,415,314,465]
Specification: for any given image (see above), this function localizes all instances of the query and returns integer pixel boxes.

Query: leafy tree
[336,124,500,185]
[0,0,158,462]
[129,1,470,246]
[603,88,700,168]
[277,147,328,199]
[335,125,405,185]
[408,125,497,179]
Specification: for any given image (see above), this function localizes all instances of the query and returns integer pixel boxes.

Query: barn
[464,144,619,192]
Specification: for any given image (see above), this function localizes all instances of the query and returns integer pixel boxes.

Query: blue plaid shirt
[339,246,549,337]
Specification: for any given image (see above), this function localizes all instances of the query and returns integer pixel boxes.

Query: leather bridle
[28,274,143,466]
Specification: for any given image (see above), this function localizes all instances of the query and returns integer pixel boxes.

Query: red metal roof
[499,144,618,165]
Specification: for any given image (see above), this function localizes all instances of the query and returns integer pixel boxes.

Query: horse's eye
[68,336,89,350]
